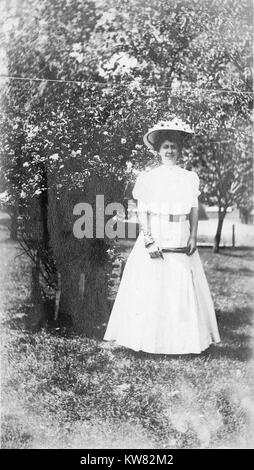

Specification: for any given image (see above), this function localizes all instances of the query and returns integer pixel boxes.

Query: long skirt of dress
[103,232,221,354]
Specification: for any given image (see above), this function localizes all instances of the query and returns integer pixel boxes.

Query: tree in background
[88,0,253,253]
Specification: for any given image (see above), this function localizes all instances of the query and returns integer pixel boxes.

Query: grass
[1,220,254,449]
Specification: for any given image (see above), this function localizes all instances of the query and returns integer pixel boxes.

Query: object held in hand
[147,244,164,259]
[143,232,155,248]
[161,246,189,253]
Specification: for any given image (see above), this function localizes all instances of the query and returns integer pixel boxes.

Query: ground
[1,211,254,449]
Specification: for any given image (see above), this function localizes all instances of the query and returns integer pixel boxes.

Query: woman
[103,118,220,354]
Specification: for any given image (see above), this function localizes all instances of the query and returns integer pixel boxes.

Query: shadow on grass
[3,240,254,365]
[216,266,254,276]
[2,223,253,365]
[5,297,253,364]
[101,304,254,363]
[212,305,254,361]
[217,247,254,260]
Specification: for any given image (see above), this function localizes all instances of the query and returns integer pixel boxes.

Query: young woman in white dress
[103,118,220,354]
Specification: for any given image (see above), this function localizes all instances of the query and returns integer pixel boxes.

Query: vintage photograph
[0,0,253,450]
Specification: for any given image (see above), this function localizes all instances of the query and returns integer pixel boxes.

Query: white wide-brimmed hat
[143,118,194,151]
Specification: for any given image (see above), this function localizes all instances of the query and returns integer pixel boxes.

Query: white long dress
[103,164,220,354]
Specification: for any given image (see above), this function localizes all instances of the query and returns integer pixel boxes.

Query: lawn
[1,219,254,449]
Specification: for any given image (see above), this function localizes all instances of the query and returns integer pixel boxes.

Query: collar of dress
[160,164,181,171]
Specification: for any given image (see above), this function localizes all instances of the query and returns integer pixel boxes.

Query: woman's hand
[146,242,164,259]
[186,235,197,256]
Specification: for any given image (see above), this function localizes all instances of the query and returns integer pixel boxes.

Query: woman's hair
[153,130,184,152]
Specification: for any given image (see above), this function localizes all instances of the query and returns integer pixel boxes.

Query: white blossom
[0,190,9,202]
[34,189,42,195]
[49,153,59,161]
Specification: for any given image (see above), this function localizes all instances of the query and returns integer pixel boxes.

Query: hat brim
[143,129,193,151]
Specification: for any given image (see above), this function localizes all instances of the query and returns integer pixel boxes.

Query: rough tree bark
[27,252,46,331]
[47,172,110,337]
[58,245,109,336]
[28,164,51,328]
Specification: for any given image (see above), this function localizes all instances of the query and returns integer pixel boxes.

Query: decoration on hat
[143,117,194,151]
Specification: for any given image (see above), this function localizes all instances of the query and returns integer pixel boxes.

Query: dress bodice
[132,164,200,214]
[132,164,201,248]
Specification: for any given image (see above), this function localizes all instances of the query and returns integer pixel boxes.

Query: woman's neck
[161,162,178,167]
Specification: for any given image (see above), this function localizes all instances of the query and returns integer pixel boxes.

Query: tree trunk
[27,254,46,330]
[58,250,110,337]
[213,207,227,253]
[47,172,111,337]
[239,207,250,224]
[39,166,50,251]
[10,204,18,240]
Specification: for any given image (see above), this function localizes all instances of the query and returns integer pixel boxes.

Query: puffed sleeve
[132,171,149,212]
[132,171,147,200]
[191,171,201,208]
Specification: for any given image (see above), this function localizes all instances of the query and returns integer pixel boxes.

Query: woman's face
[158,139,180,165]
